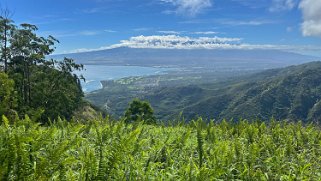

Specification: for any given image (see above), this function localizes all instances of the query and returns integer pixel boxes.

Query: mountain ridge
[52,48,318,69]
[179,61,321,121]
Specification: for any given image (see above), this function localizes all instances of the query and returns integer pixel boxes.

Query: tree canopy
[124,98,156,124]
[0,15,84,123]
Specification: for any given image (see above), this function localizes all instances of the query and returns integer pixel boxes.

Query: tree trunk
[4,25,7,73]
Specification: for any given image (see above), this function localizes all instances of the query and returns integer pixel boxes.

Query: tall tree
[9,23,59,107]
[0,8,15,72]
[0,16,85,122]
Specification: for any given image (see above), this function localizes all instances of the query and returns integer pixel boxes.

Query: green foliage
[0,16,84,122]
[0,72,16,116]
[0,117,320,180]
[19,58,84,121]
[124,98,156,124]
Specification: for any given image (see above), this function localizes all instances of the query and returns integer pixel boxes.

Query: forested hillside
[87,62,321,122]
[182,62,321,121]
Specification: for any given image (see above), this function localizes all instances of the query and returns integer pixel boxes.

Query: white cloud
[231,0,269,9]
[67,48,95,53]
[299,0,321,37]
[82,7,106,14]
[133,27,151,32]
[42,30,99,38]
[158,30,181,34]
[161,0,212,16]
[193,31,218,35]
[104,29,117,33]
[79,31,101,36]
[232,0,297,11]
[221,20,276,26]
[286,26,293,32]
[269,0,296,12]
[115,35,241,49]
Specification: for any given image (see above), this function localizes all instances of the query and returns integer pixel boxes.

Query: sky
[2,0,321,56]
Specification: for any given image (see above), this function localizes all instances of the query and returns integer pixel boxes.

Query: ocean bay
[77,65,171,92]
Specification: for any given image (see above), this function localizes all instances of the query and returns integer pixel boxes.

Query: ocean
[77,65,171,92]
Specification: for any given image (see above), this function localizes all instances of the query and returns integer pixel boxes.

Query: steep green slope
[181,61,321,121]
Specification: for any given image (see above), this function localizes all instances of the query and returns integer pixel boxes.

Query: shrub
[124,98,156,124]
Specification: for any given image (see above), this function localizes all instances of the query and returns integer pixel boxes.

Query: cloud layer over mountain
[66,35,321,56]
[115,35,241,49]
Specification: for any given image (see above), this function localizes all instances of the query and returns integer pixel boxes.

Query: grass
[1,116,321,180]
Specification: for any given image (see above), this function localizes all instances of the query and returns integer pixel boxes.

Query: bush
[124,98,156,124]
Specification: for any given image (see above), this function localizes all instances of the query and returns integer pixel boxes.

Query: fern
[0,116,321,179]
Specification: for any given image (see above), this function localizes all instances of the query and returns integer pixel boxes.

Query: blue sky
[3,0,321,56]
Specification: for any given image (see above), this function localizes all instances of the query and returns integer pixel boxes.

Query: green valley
[87,61,321,122]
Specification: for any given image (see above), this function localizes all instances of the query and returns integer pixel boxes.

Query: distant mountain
[53,48,318,69]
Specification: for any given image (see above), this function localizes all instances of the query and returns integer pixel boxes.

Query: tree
[0,9,15,72]
[28,58,84,121]
[0,16,85,122]
[9,23,60,107]
[124,98,156,124]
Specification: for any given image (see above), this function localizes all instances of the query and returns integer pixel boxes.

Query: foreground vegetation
[1,116,320,180]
